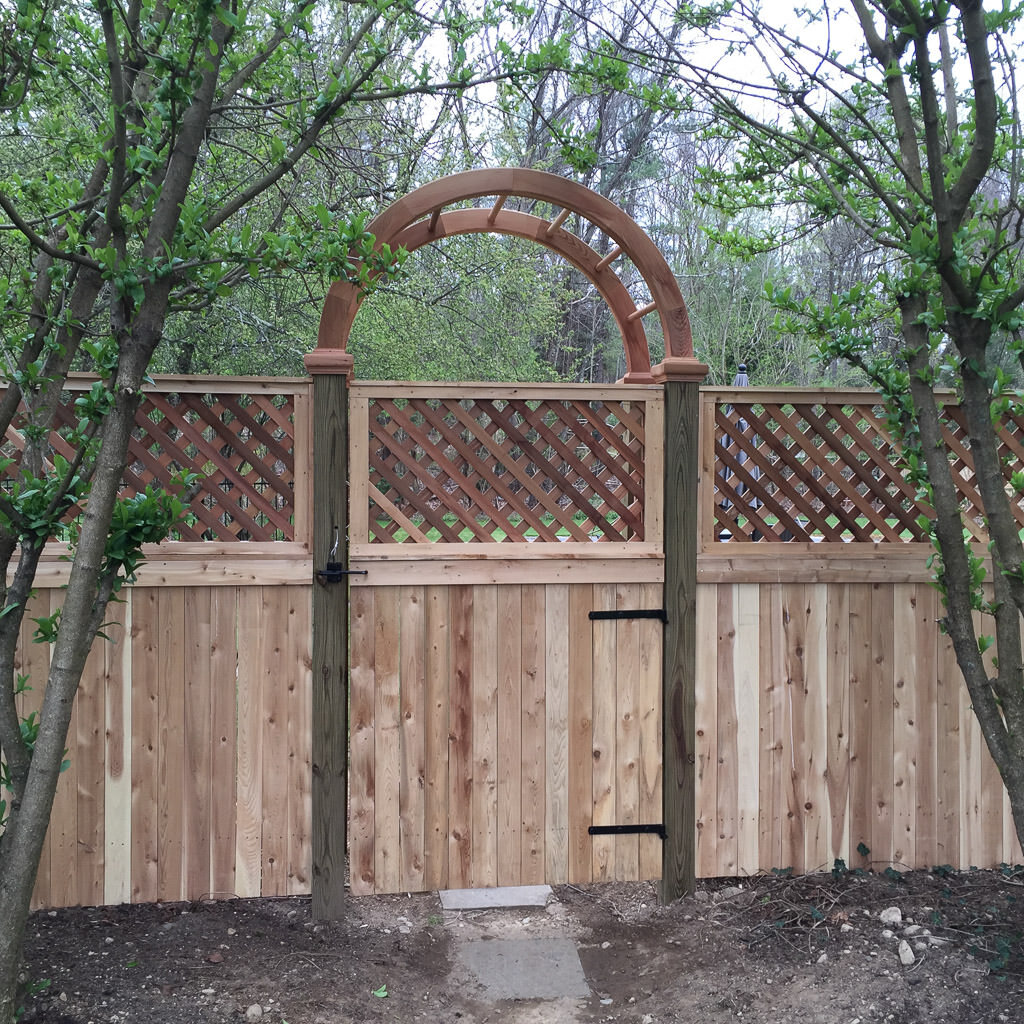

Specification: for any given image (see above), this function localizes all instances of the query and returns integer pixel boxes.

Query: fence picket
[497,586,523,887]
[521,584,547,885]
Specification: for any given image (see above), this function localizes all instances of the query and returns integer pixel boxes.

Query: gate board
[346,383,666,896]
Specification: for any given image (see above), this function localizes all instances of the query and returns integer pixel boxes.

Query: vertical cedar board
[130,589,160,904]
[399,585,427,893]
[423,585,450,890]
[590,584,617,881]
[714,584,738,876]
[638,581,663,880]
[448,586,474,890]
[520,584,546,885]
[497,586,524,887]
[183,587,213,901]
[694,583,718,878]
[470,584,498,888]
[373,587,402,894]
[348,587,375,895]
[567,584,594,885]
[103,596,132,906]
[544,584,570,885]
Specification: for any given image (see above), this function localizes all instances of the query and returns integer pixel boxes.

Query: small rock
[201,988,215,996]
[903,924,923,937]
[879,907,902,926]
[898,940,915,966]
[227,928,236,936]
[59,992,68,1003]
[245,1004,264,1022]
[601,941,611,949]
[694,890,711,903]
[914,941,929,952]
[881,929,894,939]
[841,923,854,933]
[816,952,827,964]
[718,885,744,900]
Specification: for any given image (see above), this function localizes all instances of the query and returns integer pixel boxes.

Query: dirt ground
[18,866,1024,1024]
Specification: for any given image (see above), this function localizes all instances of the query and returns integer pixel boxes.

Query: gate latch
[315,562,368,585]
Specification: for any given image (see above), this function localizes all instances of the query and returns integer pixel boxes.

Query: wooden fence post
[661,376,701,902]
[305,351,353,919]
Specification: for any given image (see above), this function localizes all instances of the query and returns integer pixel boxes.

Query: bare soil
[18,867,1024,1024]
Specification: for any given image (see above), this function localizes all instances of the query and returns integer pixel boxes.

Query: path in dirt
[440,885,595,1023]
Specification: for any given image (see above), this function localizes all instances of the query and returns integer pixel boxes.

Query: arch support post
[306,350,354,919]
[656,359,705,902]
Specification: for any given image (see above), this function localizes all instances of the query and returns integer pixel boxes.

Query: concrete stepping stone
[439,885,552,910]
[457,936,590,1000]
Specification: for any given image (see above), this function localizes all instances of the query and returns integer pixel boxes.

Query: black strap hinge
[588,823,666,839]
[588,608,667,623]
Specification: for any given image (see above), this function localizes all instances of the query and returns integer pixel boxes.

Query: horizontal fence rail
[2,375,312,544]
[702,387,1024,546]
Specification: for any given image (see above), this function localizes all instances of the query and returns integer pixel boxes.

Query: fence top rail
[700,385,958,403]
[350,381,663,400]
[54,373,313,395]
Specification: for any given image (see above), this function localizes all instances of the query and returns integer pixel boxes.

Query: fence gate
[344,383,665,895]
[305,169,707,914]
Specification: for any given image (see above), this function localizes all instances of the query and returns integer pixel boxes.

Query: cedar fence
[6,377,1023,909]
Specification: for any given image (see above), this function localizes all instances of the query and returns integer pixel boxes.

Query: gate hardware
[315,562,368,585]
[588,824,666,839]
[588,608,667,623]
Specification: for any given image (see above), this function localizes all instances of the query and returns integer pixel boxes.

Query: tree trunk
[0,383,143,1024]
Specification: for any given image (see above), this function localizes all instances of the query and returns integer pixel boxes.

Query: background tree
[0,2,557,1020]
[349,232,569,381]
[638,0,1024,847]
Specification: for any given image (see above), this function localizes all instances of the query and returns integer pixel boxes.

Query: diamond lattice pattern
[366,396,646,543]
[714,398,1024,543]
[3,389,296,542]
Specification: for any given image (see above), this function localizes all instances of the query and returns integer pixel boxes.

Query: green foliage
[0,5,579,1017]
[350,234,566,382]
[654,0,1024,857]
[96,473,200,590]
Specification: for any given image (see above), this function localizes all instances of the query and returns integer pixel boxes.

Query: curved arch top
[308,168,707,383]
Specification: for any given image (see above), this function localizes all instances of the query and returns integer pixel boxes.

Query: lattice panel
[714,398,1024,543]
[364,396,646,543]
[2,389,297,542]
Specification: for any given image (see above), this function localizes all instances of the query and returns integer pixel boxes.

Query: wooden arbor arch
[306,170,706,919]
[305,167,706,383]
